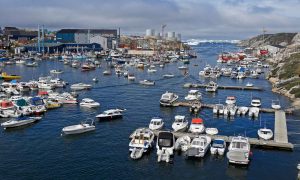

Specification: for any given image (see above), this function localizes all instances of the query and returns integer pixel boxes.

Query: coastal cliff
[240,33,300,108]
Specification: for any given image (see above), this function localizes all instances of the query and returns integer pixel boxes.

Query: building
[23,42,102,54]
[56,29,118,49]
[3,27,38,41]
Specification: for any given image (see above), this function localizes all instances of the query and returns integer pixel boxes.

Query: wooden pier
[130,111,293,151]
[172,101,295,114]
[183,83,263,91]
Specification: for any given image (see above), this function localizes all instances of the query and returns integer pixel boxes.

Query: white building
[145,29,155,37]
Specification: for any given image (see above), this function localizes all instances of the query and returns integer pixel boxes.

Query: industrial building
[3,27,38,41]
[56,29,118,50]
[23,42,102,54]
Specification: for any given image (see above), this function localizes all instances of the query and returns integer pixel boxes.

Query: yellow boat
[45,100,62,109]
[1,72,21,80]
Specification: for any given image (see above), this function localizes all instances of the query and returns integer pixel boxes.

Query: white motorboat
[175,135,191,152]
[251,98,261,107]
[149,117,164,130]
[189,118,205,134]
[95,108,125,120]
[246,82,253,87]
[70,83,92,90]
[129,128,155,160]
[1,117,42,129]
[50,69,63,74]
[159,91,178,106]
[237,106,249,116]
[227,136,251,165]
[184,90,201,101]
[62,119,95,135]
[163,73,175,78]
[225,96,236,105]
[210,139,226,155]
[205,128,218,135]
[248,107,260,118]
[127,73,135,81]
[258,128,273,140]
[156,131,175,163]
[213,104,224,115]
[79,98,100,108]
[206,81,218,92]
[172,115,188,132]
[139,80,155,86]
[271,100,281,110]
[16,59,26,64]
[186,135,211,158]
[147,68,157,73]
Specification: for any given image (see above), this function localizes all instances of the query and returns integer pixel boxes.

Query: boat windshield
[158,138,172,147]
[232,142,247,149]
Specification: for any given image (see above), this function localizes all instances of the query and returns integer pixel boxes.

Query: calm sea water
[0,43,299,180]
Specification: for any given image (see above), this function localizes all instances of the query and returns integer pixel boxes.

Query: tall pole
[38,25,40,53]
[42,25,45,55]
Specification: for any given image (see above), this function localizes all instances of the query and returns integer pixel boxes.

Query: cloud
[0,0,299,39]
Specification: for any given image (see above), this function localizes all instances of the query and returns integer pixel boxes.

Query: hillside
[239,33,297,47]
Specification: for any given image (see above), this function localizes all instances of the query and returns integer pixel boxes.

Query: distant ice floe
[185,39,241,46]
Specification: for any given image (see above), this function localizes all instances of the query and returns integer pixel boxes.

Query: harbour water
[1,43,299,179]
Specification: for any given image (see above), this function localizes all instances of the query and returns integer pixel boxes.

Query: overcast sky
[0,0,300,39]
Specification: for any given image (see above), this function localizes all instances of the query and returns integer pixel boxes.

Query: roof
[57,29,117,36]
[192,118,203,124]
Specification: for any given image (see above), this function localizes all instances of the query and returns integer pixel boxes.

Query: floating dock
[131,111,293,151]
[183,83,263,91]
[172,101,294,114]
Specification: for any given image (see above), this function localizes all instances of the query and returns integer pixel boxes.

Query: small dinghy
[130,147,144,160]
[62,119,95,135]
[271,99,281,110]
[50,69,63,74]
[205,128,218,135]
[175,135,191,152]
[163,73,175,78]
[1,117,42,129]
[257,128,273,140]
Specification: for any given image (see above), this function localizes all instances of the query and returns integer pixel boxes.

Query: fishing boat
[159,91,178,106]
[95,108,125,120]
[149,117,164,130]
[188,118,205,134]
[172,115,188,132]
[1,117,42,129]
[127,73,136,81]
[70,83,92,90]
[271,99,281,110]
[227,136,251,165]
[156,131,175,163]
[129,128,155,160]
[79,98,100,108]
[185,90,201,101]
[175,135,191,152]
[206,81,218,92]
[210,139,226,155]
[0,72,21,81]
[205,128,218,135]
[186,136,211,158]
[62,119,95,135]
[139,80,155,86]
